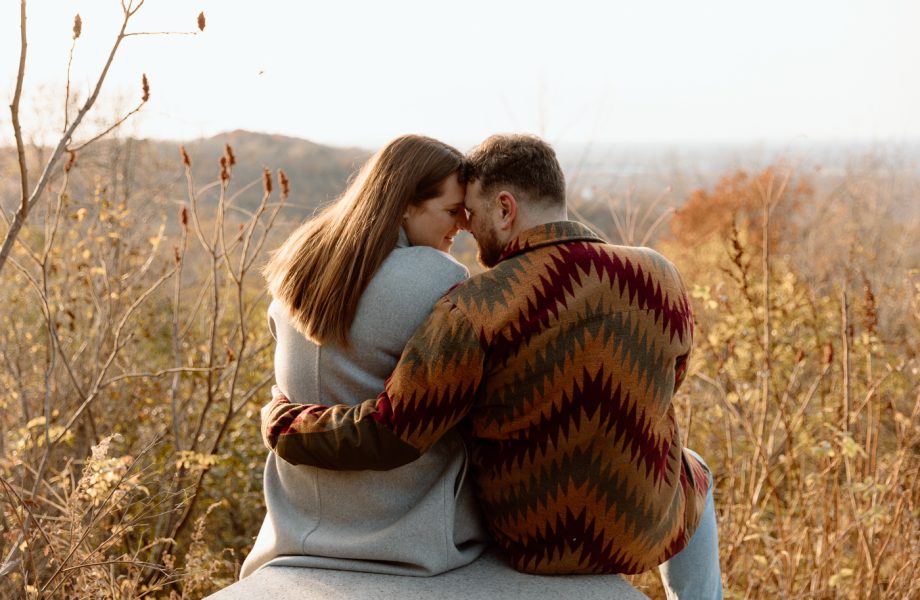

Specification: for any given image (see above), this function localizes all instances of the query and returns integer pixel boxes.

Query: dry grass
[620,167,920,599]
[1,140,286,598]
[4,3,915,596]
[4,153,917,598]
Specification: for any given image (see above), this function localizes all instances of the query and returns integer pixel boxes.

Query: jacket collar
[397,226,410,248]
[498,220,604,263]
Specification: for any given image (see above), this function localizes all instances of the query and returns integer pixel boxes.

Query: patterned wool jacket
[262,221,711,575]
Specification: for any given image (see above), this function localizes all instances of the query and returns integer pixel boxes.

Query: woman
[240,135,487,578]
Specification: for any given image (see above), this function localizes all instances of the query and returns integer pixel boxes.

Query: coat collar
[397,226,410,248]
[498,221,605,263]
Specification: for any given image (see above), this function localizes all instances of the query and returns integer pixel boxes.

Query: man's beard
[476,223,504,268]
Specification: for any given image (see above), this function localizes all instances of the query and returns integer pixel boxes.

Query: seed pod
[141,73,150,102]
[179,206,188,228]
[278,169,290,198]
[179,145,191,167]
[861,274,879,336]
[262,167,273,195]
[73,14,82,39]
[822,342,834,365]
[197,12,206,32]
[224,144,236,167]
[219,156,229,182]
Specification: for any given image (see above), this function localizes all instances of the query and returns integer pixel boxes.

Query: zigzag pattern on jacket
[262,221,710,575]
[382,222,707,574]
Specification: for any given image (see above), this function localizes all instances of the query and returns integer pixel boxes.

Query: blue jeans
[658,450,723,599]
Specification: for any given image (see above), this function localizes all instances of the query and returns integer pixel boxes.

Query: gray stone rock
[207,550,647,600]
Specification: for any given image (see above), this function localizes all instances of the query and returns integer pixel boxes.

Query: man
[261,134,722,597]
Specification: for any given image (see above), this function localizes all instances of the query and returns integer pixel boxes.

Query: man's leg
[658,449,723,600]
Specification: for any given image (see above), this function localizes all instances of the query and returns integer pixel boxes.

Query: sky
[1,0,918,150]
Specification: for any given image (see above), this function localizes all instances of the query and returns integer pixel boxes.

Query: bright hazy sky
[1,0,918,149]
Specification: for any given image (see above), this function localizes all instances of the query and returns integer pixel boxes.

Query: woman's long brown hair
[263,134,463,345]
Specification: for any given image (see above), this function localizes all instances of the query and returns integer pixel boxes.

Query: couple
[241,134,723,598]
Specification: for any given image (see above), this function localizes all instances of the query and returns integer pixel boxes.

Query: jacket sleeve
[670,265,694,393]
[261,298,485,470]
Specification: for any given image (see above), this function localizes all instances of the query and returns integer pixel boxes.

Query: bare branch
[123,30,198,37]
[0,0,192,278]
[2,1,138,276]
[9,0,30,216]
[63,17,79,133]
[171,216,189,451]
[245,190,287,272]
[68,102,144,153]
[238,187,272,278]
[53,266,177,445]
[101,367,220,388]
[42,436,161,594]
[0,475,56,559]
[60,560,169,574]
[230,372,274,418]
[635,186,671,242]
[126,0,147,18]
[567,202,609,243]
[638,207,675,247]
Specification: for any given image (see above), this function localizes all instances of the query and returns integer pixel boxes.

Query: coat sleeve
[261,298,485,470]
[670,263,694,394]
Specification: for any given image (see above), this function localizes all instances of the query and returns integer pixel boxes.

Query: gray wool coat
[240,231,488,578]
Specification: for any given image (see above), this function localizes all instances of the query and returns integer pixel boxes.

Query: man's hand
[257,298,484,470]
[258,384,421,470]
[260,385,291,451]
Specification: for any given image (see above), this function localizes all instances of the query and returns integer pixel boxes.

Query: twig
[68,102,144,153]
[638,207,674,247]
[42,436,161,594]
[53,266,177,446]
[0,474,57,558]
[10,0,29,214]
[101,367,221,388]
[229,372,274,419]
[171,212,190,451]
[841,289,853,432]
[635,186,671,241]
[63,19,78,133]
[1,1,135,276]
[0,0,195,278]
[59,559,169,573]
[568,202,609,243]
[123,30,197,37]
[245,192,286,271]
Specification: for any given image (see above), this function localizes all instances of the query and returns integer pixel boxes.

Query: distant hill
[4,132,918,228]
[0,130,370,218]
[177,130,369,213]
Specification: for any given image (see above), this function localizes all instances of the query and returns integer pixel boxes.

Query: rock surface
[207,550,648,600]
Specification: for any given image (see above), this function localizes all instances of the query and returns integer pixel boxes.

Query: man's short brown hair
[462,134,566,207]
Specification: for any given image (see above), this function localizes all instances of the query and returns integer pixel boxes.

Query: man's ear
[496,191,517,231]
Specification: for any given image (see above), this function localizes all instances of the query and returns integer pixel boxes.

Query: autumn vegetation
[613,165,920,597]
[1,2,918,598]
